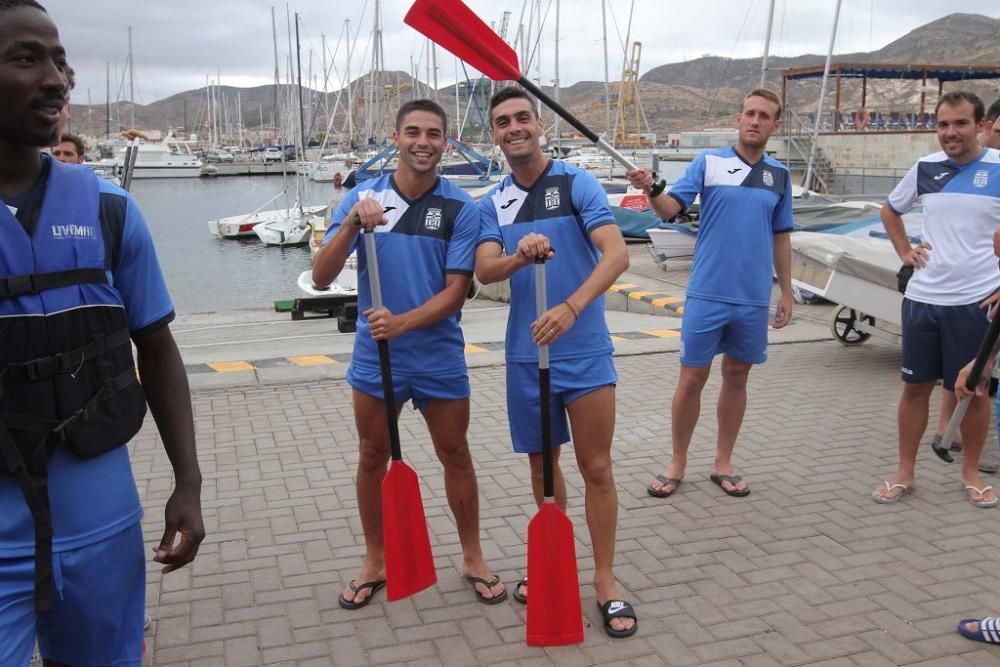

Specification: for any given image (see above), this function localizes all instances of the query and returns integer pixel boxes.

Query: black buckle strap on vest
[1,368,138,443]
[0,268,107,298]
[0,425,56,612]
[1,328,131,384]
[0,367,138,612]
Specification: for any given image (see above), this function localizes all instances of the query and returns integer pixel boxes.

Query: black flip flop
[710,473,750,497]
[597,599,638,638]
[512,576,527,604]
[337,579,386,610]
[647,474,682,498]
[465,574,508,605]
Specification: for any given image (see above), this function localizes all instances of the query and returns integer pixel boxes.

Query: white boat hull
[309,160,352,182]
[209,205,327,241]
[297,269,358,296]
[647,227,697,259]
[128,165,203,178]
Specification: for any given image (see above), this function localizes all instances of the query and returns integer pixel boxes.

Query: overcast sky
[46,0,999,105]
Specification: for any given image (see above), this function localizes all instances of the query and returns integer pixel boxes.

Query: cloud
[46,0,999,104]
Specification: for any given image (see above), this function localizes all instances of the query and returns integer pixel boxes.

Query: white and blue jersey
[478,160,615,363]
[325,175,478,375]
[0,158,173,558]
[669,146,793,307]
[888,148,1000,306]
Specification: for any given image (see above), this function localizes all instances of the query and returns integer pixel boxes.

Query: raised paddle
[403,0,666,198]
[934,307,1000,461]
[525,257,584,646]
[362,229,437,600]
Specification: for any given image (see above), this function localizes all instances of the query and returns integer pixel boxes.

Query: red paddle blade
[526,503,584,646]
[404,0,522,82]
[382,461,437,601]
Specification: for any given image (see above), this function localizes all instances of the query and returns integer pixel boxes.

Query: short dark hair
[935,91,985,122]
[987,98,1000,123]
[395,99,447,132]
[0,0,47,14]
[744,88,783,120]
[488,87,538,124]
[59,132,85,155]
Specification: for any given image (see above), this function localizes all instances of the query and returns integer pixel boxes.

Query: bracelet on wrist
[563,300,579,318]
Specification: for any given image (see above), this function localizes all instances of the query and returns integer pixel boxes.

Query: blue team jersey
[669,146,793,307]
[324,175,477,375]
[478,160,615,363]
[0,166,173,558]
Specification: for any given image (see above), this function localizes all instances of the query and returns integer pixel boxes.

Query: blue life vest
[0,160,147,611]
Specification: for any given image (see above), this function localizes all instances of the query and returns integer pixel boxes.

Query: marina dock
[133,246,999,666]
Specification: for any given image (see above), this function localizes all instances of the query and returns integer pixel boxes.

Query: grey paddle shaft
[363,228,403,462]
[534,261,549,371]
[939,398,971,452]
[363,230,385,311]
[534,259,554,501]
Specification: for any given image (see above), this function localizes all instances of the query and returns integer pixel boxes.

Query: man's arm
[772,231,793,328]
[366,273,470,341]
[474,234,552,285]
[627,167,683,221]
[881,203,930,267]
[312,197,386,288]
[531,224,629,344]
[133,325,204,574]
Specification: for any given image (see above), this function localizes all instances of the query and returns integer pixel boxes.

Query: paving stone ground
[133,335,1000,666]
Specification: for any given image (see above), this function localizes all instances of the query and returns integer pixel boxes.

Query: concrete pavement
[133,284,1000,665]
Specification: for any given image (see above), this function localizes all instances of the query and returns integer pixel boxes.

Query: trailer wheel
[831,305,874,345]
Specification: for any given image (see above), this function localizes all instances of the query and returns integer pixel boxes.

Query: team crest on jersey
[762,169,774,187]
[974,170,989,188]
[424,207,442,230]
[544,186,561,211]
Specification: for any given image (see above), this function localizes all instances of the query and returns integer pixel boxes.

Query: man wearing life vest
[0,2,204,665]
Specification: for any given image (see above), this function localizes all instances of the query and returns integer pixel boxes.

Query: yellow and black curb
[605,283,686,317]
[184,330,681,375]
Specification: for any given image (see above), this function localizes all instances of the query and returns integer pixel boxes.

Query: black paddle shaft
[534,258,554,499]
[517,78,666,198]
[363,231,403,462]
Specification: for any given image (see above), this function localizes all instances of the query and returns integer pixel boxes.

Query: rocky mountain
[68,12,1000,141]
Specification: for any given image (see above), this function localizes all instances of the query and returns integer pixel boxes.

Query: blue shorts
[506,355,617,454]
[347,364,470,412]
[0,521,145,667]
[901,298,989,390]
[680,296,769,366]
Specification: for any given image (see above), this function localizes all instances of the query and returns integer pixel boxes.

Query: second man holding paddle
[475,88,638,638]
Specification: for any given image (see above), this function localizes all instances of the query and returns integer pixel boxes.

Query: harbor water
[130,175,345,314]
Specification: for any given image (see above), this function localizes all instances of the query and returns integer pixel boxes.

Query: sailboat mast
[295,13,306,160]
[271,6,287,198]
[760,0,776,87]
[346,18,353,147]
[602,0,611,139]
[127,25,135,128]
[804,0,842,193]
[554,0,560,152]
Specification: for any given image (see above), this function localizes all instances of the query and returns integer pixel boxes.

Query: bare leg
[874,381,934,500]
[713,355,752,493]
[340,389,394,605]
[567,386,634,634]
[423,398,504,600]
[648,364,711,495]
[527,447,565,510]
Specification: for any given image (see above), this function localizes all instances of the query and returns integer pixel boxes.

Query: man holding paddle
[313,99,506,608]
[475,87,637,638]
[626,88,794,500]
